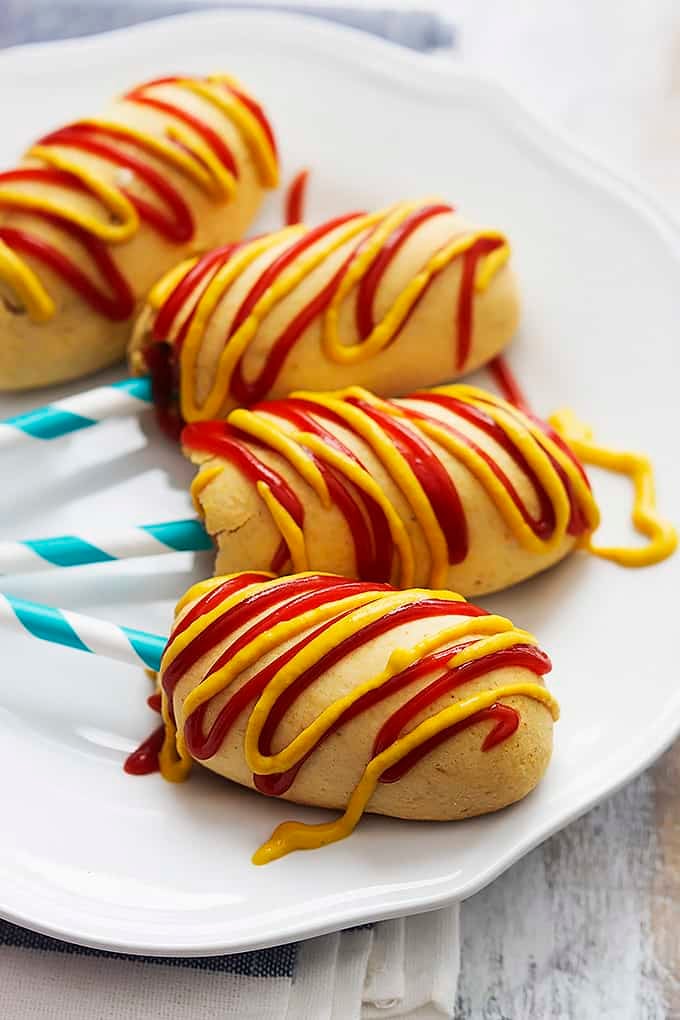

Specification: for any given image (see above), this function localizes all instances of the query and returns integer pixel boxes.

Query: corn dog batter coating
[131,199,520,423]
[0,73,278,389]
[184,384,600,596]
[159,571,557,862]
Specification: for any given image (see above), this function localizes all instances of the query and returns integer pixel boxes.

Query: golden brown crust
[129,206,520,415]
[188,391,577,597]
[166,592,554,820]
[0,79,269,390]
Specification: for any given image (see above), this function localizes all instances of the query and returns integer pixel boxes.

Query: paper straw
[0,376,152,447]
[0,518,212,575]
[0,592,165,671]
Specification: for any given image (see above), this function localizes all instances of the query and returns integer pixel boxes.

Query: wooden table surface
[451,2,680,1016]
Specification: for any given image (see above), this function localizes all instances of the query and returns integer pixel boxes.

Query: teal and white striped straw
[0,518,212,574]
[0,376,152,447]
[0,592,166,671]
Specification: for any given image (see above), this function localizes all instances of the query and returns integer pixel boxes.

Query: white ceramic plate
[0,11,678,957]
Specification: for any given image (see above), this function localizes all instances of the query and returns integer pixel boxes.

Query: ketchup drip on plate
[124,690,164,776]
[284,169,309,225]
[147,692,162,712]
[487,355,531,414]
[124,725,165,776]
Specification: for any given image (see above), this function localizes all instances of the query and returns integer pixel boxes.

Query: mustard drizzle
[548,408,678,566]
[256,481,309,572]
[179,226,306,420]
[195,385,598,586]
[254,682,554,864]
[159,575,395,781]
[181,74,278,188]
[4,145,140,243]
[323,216,508,366]
[0,240,54,321]
[195,384,675,579]
[78,117,236,199]
[158,574,558,862]
[0,76,277,322]
[152,199,510,419]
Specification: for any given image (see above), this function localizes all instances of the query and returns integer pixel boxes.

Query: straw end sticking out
[0,375,153,447]
[0,592,166,672]
[0,519,212,576]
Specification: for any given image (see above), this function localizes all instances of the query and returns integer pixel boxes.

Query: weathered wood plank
[444,4,680,1011]
[652,745,680,1019]
[456,755,672,1019]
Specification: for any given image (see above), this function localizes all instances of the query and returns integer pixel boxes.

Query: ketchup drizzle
[256,398,394,580]
[150,574,551,799]
[125,82,240,180]
[184,387,592,587]
[347,395,468,563]
[37,123,195,242]
[0,74,275,327]
[183,420,305,572]
[355,203,451,339]
[229,214,365,406]
[151,206,507,414]
[285,169,309,225]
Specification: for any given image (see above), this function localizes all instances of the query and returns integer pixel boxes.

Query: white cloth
[0,909,460,1019]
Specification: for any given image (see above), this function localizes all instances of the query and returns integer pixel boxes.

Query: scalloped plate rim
[0,9,677,956]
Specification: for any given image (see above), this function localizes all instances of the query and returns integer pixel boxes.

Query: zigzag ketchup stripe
[156,572,557,862]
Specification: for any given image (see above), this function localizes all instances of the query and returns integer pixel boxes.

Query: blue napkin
[0,2,454,50]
